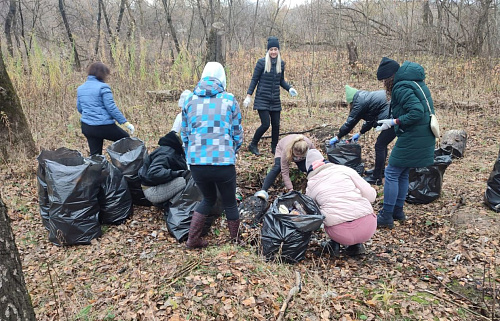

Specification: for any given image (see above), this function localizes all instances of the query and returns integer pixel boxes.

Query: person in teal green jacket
[374,57,436,228]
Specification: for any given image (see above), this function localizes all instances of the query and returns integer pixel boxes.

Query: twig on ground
[277,271,302,321]
[165,258,200,287]
[262,124,333,139]
[422,290,490,321]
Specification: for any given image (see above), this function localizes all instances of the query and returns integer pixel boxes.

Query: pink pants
[324,213,377,246]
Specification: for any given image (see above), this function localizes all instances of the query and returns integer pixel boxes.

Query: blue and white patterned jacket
[181,77,243,166]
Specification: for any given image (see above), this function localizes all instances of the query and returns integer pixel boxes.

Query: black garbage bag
[44,158,102,246]
[88,155,133,224]
[238,195,268,226]
[165,175,223,242]
[36,148,84,230]
[484,150,500,212]
[107,137,151,206]
[406,151,453,204]
[261,191,324,263]
[325,140,364,175]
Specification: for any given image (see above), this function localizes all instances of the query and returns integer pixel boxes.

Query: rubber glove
[243,96,251,108]
[329,136,339,146]
[181,170,190,178]
[124,122,135,135]
[289,88,298,97]
[351,133,360,142]
[375,119,396,132]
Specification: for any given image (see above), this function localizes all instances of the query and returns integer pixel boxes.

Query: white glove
[375,119,396,132]
[124,122,135,135]
[243,96,251,108]
[289,88,298,97]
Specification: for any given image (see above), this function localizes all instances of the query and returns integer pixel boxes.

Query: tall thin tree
[58,0,81,70]
[4,0,17,56]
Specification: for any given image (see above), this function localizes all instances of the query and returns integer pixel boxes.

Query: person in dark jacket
[181,62,243,249]
[328,85,394,185]
[138,131,188,207]
[375,57,436,229]
[77,62,135,155]
[243,37,297,155]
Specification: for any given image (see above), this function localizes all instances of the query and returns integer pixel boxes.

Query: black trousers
[81,122,130,156]
[262,157,307,191]
[251,110,281,149]
[190,165,239,221]
[373,128,397,178]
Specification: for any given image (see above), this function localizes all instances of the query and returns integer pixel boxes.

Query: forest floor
[2,54,500,320]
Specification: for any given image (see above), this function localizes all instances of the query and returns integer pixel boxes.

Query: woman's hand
[243,95,252,108]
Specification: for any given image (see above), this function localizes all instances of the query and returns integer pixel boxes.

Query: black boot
[186,211,209,249]
[365,168,385,177]
[271,144,277,155]
[248,142,260,155]
[377,209,394,229]
[393,206,406,222]
[364,175,383,186]
[345,243,366,257]
[321,240,340,256]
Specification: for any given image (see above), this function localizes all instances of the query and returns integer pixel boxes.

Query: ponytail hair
[286,135,309,162]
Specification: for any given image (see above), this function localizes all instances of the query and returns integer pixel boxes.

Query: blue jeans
[383,164,410,212]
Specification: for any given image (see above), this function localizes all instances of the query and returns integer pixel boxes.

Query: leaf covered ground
[2,53,500,320]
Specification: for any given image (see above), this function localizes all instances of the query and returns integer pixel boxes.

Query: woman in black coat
[243,37,297,155]
[138,131,188,207]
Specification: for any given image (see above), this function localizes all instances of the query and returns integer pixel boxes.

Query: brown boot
[227,219,240,243]
[186,211,209,249]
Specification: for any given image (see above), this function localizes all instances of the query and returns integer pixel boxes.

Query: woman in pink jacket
[305,149,377,256]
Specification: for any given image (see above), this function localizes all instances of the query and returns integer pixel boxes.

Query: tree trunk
[4,0,17,56]
[58,0,81,70]
[205,22,225,65]
[161,0,181,55]
[94,0,102,58]
[116,0,127,34]
[0,42,36,162]
[0,196,37,321]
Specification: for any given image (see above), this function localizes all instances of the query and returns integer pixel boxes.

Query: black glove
[181,170,191,178]
[172,170,185,178]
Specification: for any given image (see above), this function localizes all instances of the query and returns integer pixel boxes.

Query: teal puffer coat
[389,61,436,168]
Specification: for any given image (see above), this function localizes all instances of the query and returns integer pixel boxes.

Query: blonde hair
[264,50,282,74]
[286,135,309,162]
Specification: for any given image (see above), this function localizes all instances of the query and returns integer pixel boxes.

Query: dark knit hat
[377,57,400,80]
[267,37,280,50]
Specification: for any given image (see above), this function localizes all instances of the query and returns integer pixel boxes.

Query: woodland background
[0,0,500,320]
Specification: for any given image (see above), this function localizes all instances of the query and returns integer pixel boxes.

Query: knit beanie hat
[345,85,358,104]
[267,37,280,50]
[178,90,192,108]
[306,149,325,172]
[377,57,400,80]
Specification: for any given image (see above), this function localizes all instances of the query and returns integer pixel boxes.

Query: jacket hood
[193,77,225,97]
[158,130,184,155]
[394,61,425,83]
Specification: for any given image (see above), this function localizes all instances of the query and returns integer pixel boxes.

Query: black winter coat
[247,57,292,111]
[139,131,188,186]
[337,90,390,138]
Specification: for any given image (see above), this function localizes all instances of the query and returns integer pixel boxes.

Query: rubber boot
[345,243,366,257]
[377,209,394,229]
[248,142,260,156]
[364,175,383,186]
[227,219,241,244]
[186,211,209,249]
[321,240,340,256]
[393,206,406,222]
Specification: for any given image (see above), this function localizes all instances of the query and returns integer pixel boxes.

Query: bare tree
[0,196,37,321]
[58,0,81,69]
[0,41,36,162]
[4,0,17,56]
[161,0,181,54]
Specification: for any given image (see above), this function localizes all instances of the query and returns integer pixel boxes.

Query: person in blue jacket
[328,85,394,185]
[138,131,189,208]
[77,62,135,155]
[374,57,436,228]
[243,37,297,155]
[181,62,243,249]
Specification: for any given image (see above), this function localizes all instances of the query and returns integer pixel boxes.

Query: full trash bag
[325,140,364,175]
[44,158,102,246]
[88,155,133,224]
[484,149,500,212]
[440,129,467,159]
[406,151,453,204]
[36,148,84,230]
[261,191,324,263]
[165,174,223,242]
[107,137,151,206]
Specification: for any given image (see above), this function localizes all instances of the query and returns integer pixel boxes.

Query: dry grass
[1,48,500,320]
